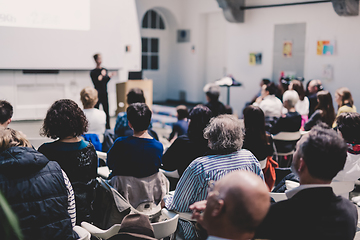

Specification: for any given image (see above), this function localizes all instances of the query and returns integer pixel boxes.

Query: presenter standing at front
[90,53,117,129]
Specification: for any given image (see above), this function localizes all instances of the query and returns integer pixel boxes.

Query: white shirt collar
[285,184,331,199]
[207,236,230,240]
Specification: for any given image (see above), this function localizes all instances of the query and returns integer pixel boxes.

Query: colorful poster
[249,53,262,65]
[283,41,292,58]
[317,40,335,55]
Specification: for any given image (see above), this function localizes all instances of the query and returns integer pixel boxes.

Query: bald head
[203,171,270,239]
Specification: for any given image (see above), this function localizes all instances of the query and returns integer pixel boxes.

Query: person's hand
[255,96,263,104]
[101,69,107,76]
[98,75,103,81]
[189,200,207,224]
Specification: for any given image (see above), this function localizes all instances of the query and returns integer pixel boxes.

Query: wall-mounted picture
[317,40,335,55]
[249,53,262,65]
[283,41,292,57]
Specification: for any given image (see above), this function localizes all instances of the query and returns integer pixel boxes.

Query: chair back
[270,192,287,202]
[272,131,301,163]
[73,226,91,240]
[272,131,301,141]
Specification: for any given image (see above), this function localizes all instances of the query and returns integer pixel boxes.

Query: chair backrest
[269,192,287,202]
[73,226,91,240]
[272,131,301,141]
[272,131,301,161]
[96,151,107,162]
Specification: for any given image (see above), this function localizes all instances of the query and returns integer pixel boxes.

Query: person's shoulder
[114,136,129,143]
[237,148,258,158]
[93,108,106,117]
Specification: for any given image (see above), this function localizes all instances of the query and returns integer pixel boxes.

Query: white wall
[0,0,141,122]
[136,0,360,116]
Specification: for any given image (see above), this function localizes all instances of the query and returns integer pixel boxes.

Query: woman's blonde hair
[0,128,31,152]
[80,87,98,109]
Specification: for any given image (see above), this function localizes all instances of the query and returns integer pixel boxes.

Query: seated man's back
[255,125,358,240]
[257,187,357,240]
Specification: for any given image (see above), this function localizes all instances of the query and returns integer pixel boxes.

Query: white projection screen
[0,0,132,69]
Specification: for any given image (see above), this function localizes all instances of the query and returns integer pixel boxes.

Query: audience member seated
[270,90,302,135]
[168,105,188,142]
[164,114,264,240]
[0,100,13,129]
[248,78,270,105]
[80,87,106,143]
[333,87,357,128]
[304,90,335,131]
[270,90,302,160]
[255,126,358,240]
[203,83,226,117]
[108,103,166,210]
[333,112,360,182]
[306,79,323,118]
[38,99,98,224]
[114,88,158,140]
[0,128,78,240]
[253,82,283,130]
[190,171,270,240]
[108,103,163,178]
[289,79,309,127]
[162,105,212,190]
[242,105,277,190]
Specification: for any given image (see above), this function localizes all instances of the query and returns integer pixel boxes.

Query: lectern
[116,80,153,114]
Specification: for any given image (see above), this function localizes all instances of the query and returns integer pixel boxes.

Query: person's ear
[211,199,224,217]
[6,118,11,126]
[128,121,133,130]
[298,158,307,173]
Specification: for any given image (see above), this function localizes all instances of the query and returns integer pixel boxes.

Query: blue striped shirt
[165,149,264,240]
[61,170,76,227]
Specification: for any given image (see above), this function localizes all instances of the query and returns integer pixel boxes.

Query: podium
[116,80,153,115]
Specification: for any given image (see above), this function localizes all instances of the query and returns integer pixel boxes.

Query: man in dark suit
[255,125,358,240]
[90,53,117,129]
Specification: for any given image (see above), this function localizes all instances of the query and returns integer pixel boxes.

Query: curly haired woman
[38,99,97,225]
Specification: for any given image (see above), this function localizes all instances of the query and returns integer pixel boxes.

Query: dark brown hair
[316,91,335,128]
[336,87,354,108]
[290,80,305,101]
[41,99,88,139]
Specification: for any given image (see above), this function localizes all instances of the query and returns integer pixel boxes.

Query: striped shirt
[61,170,76,227]
[165,149,264,240]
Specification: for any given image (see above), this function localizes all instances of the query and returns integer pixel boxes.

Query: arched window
[142,10,165,30]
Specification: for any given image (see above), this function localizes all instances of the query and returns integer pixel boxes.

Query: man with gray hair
[203,83,226,117]
[255,125,358,240]
[164,114,263,240]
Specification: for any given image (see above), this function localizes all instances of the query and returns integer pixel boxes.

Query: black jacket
[255,187,358,240]
[0,147,77,240]
[38,142,98,224]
